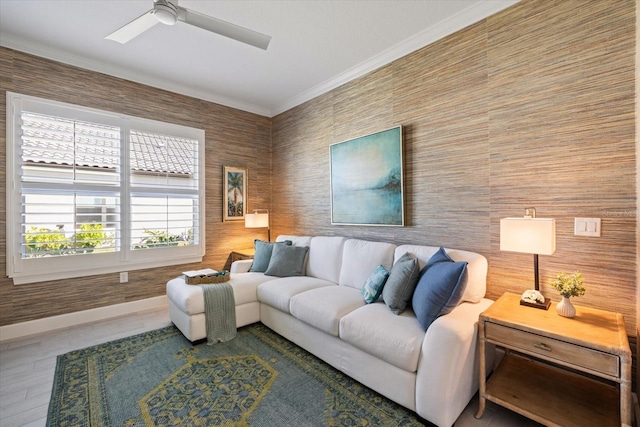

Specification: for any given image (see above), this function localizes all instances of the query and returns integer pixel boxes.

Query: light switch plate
[574,218,601,237]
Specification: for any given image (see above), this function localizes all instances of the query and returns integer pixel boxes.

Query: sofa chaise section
[167,271,277,341]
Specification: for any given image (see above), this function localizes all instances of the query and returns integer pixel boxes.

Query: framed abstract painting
[223,166,247,221]
[330,126,404,226]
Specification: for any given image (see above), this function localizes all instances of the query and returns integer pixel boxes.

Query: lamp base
[519,298,551,310]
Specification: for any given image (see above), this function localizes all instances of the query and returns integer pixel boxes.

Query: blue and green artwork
[330,126,404,226]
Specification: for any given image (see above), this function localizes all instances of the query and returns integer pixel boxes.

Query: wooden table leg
[475,320,486,419]
[621,352,632,427]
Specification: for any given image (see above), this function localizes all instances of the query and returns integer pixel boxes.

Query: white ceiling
[0,0,518,117]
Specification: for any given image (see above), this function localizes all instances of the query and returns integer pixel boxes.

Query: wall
[0,47,271,327]
[271,0,637,340]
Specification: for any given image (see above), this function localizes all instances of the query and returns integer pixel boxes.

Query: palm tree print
[227,172,244,217]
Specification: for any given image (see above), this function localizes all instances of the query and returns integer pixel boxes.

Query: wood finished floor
[0,308,540,427]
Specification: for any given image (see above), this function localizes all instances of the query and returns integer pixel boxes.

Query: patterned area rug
[47,323,426,426]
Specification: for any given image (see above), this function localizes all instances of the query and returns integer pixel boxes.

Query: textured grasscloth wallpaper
[271,0,637,336]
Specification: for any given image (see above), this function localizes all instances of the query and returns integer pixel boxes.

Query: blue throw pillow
[424,245,454,268]
[361,265,390,304]
[382,252,420,315]
[412,247,468,331]
[249,239,291,272]
[264,244,309,277]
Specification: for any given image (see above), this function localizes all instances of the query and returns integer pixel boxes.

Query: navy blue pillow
[412,247,468,331]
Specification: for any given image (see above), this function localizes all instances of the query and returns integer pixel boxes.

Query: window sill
[10,254,203,285]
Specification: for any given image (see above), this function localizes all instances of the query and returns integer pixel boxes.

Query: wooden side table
[476,292,631,427]
[223,248,255,271]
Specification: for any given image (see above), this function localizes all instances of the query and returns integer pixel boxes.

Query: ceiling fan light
[153,2,177,25]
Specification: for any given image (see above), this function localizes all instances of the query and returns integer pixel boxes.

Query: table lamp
[500,208,556,309]
[245,209,270,242]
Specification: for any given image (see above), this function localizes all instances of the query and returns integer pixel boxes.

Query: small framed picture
[223,166,247,221]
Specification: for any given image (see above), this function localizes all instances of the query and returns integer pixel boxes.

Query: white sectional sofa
[166,235,494,427]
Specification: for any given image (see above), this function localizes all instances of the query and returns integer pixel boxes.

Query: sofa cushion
[290,286,365,336]
[412,247,468,331]
[338,239,396,289]
[394,244,487,303]
[306,236,347,283]
[382,252,420,314]
[257,276,336,313]
[250,239,292,272]
[264,244,309,277]
[166,273,277,315]
[362,265,389,304]
[340,302,425,372]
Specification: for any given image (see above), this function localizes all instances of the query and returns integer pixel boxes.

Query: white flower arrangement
[549,271,585,298]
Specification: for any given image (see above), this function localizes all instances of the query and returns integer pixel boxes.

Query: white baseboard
[0,295,168,342]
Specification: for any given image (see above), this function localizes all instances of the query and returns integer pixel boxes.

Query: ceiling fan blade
[105,9,159,44]
[177,6,271,50]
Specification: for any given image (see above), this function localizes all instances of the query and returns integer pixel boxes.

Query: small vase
[556,296,576,318]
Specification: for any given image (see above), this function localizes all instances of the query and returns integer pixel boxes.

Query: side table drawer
[485,322,619,378]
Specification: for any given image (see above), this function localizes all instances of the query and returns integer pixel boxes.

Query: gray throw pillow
[249,239,291,272]
[382,252,420,315]
[264,244,309,277]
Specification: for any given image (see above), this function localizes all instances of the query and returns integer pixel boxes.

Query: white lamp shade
[500,217,556,255]
[245,212,269,228]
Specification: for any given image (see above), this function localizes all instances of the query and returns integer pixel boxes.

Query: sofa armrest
[415,298,494,427]
[230,259,253,273]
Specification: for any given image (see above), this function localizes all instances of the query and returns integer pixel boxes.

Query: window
[6,93,205,284]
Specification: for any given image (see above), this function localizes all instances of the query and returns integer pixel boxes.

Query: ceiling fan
[105,0,271,50]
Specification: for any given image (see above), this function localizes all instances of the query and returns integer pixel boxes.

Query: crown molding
[270,0,519,117]
[1,1,518,118]
[0,34,271,117]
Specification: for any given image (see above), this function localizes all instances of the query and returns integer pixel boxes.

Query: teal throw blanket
[200,282,236,344]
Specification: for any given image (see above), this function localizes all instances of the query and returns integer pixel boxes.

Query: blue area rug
[47,323,426,426]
